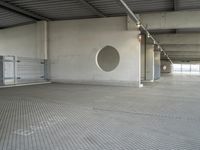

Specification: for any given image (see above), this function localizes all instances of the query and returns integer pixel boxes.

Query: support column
[146,44,154,82]
[36,21,48,59]
[36,21,49,80]
[140,34,146,81]
[154,51,161,80]
[0,56,3,86]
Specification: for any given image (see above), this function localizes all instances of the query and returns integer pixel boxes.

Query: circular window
[163,65,167,71]
[96,46,120,72]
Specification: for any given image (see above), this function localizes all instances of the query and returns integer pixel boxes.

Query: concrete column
[146,44,154,82]
[140,34,146,81]
[36,21,49,80]
[154,51,161,80]
[0,56,3,86]
[36,21,48,59]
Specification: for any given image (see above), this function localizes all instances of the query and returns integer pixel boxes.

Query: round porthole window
[163,65,167,71]
[96,46,120,72]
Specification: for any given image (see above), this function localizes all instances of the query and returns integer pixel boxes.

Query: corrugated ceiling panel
[0,7,34,28]
[3,0,96,20]
[88,0,125,15]
[124,0,173,12]
[89,0,173,16]
[1,0,200,28]
[176,0,200,10]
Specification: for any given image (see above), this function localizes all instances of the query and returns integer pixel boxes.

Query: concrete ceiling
[0,0,200,28]
[153,34,200,62]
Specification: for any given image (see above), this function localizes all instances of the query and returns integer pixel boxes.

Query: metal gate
[0,56,47,86]
[16,57,46,84]
[4,56,15,85]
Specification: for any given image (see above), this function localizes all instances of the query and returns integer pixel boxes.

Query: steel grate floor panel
[0,74,200,150]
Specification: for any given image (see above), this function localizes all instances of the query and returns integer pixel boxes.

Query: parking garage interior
[0,0,200,150]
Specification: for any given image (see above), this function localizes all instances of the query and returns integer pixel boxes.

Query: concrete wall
[0,17,141,87]
[49,17,141,86]
[0,22,48,86]
[0,22,46,59]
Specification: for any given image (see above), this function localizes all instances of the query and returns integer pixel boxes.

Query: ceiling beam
[164,51,200,56]
[140,10,200,30]
[163,45,200,52]
[161,56,200,61]
[117,0,173,64]
[78,0,106,17]
[148,33,200,45]
[0,1,50,21]
[162,58,200,61]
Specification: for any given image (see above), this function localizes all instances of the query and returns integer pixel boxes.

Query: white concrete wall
[49,17,141,86]
[0,23,46,59]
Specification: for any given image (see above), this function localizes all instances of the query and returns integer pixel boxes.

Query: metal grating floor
[0,74,200,150]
